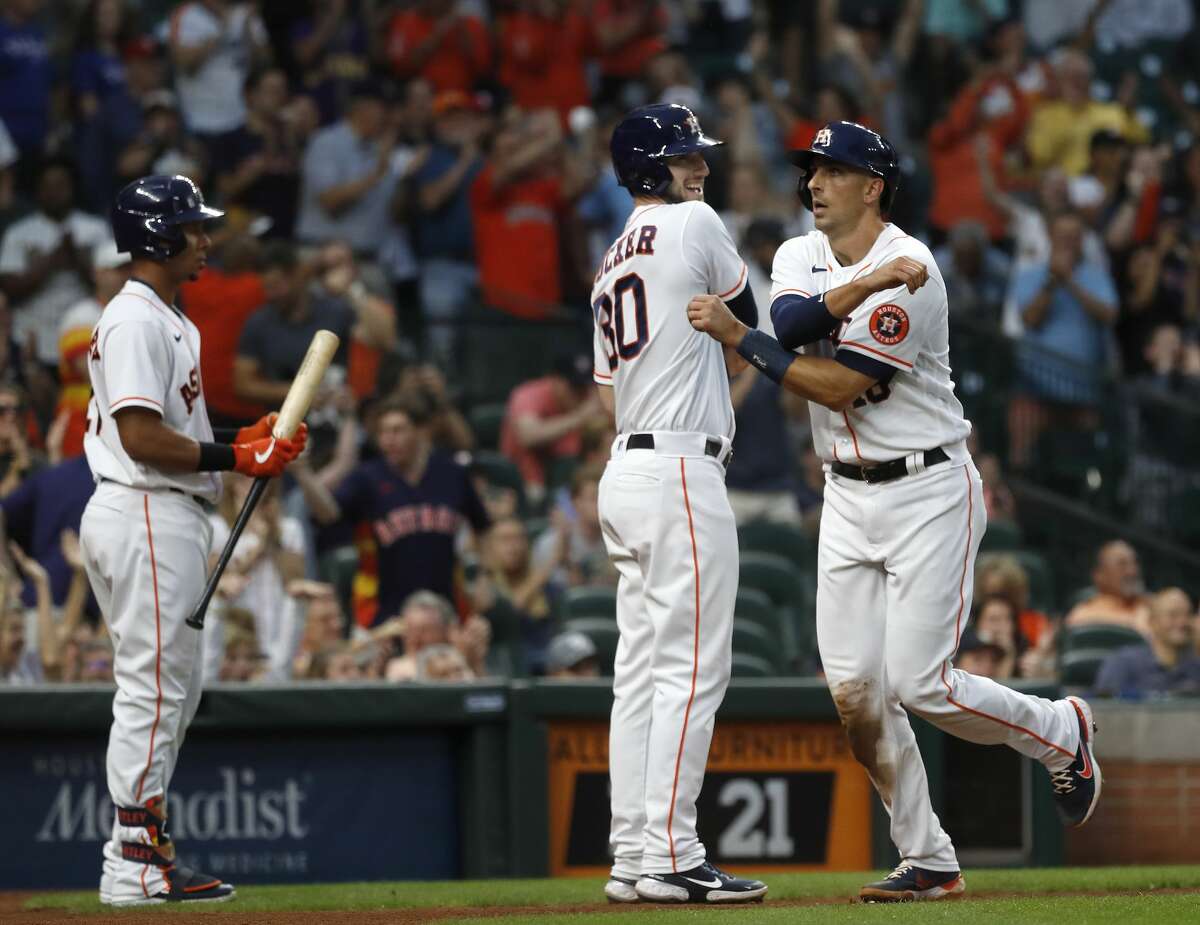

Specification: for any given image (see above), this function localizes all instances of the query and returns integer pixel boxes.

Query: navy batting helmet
[111,175,224,261]
[610,103,722,197]
[790,121,900,213]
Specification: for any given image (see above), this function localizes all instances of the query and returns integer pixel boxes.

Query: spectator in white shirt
[0,156,111,379]
[168,0,269,146]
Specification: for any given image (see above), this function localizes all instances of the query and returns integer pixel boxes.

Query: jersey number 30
[593,273,648,371]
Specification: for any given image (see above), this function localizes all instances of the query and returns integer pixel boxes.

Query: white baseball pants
[80,481,213,900]
[816,460,1080,872]
[600,434,737,878]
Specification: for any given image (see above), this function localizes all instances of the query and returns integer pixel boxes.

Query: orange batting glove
[235,412,277,443]
[232,434,302,478]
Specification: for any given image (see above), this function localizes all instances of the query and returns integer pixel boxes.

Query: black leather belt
[627,433,730,467]
[831,447,950,484]
[100,476,210,509]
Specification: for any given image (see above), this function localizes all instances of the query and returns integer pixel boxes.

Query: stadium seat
[730,652,776,678]
[564,585,617,621]
[1058,647,1113,688]
[732,621,783,672]
[979,519,1023,552]
[1058,624,1145,654]
[468,403,507,451]
[737,520,815,569]
[1167,487,1200,545]
[470,451,527,516]
[739,551,808,613]
[564,617,621,675]
[545,457,579,495]
[317,545,358,621]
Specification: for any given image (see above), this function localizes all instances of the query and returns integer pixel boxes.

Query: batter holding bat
[80,175,306,907]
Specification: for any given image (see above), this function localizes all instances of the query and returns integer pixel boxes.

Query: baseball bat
[186,330,340,630]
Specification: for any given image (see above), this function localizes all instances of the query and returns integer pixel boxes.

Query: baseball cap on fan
[545,631,598,674]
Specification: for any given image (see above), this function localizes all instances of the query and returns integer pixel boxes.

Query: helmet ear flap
[797,171,813,210]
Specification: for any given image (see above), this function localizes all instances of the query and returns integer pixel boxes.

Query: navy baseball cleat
[1051,695,1102,827]
[604,877,639,903]
[859,865,965,902]
[636,861,767,903]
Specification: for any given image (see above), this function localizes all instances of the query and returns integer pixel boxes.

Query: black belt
[627,433,730,467]
[831,447,949,484]
[99,476,210,509]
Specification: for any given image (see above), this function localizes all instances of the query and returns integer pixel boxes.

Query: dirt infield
[7,889,1200,924]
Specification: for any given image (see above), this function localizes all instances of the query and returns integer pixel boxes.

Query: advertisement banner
[1,731,459,889]
[547,721,872,876]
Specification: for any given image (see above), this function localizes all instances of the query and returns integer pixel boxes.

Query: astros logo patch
[869,304,909,345]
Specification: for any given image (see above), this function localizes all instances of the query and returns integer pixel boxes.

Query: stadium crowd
[1,0,1199,696]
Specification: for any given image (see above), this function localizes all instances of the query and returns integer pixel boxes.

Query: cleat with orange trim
[859,865,965,902]
[1050,695,1102,827]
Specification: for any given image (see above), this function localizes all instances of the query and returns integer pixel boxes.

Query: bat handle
[186,476,270,630]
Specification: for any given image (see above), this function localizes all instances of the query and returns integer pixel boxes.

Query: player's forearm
[116,418,204,472]
[733,326,867,411]
[824,277,883,319]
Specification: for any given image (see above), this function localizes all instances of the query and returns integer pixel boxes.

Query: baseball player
[80,175,306,907]
[688,122,1101,902]
[597,104,767,906]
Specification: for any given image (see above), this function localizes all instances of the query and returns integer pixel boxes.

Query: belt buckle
[861,465,880,484]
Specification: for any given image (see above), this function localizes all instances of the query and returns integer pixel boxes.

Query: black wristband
[737,329,795,384]
[197,442,236,472]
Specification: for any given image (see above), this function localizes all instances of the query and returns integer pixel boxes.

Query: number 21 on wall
[593,273,648,372]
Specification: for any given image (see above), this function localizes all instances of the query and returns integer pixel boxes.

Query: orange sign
[547,721,872,877]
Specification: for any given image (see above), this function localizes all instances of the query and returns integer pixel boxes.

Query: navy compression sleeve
[725,283,758,329]
[770,293,839,350]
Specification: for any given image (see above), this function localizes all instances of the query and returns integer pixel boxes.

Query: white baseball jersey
[770,224,971,464]
[592,201,748,439]
[84,279,221,502]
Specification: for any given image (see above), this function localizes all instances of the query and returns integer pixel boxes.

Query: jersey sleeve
[99,320,173,415]
[835,277,942,373]
[769,237,818,303]
[592,302,614,384]
[680,203,747,300]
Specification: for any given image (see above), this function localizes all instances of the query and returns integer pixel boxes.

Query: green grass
[23,865,1200,920]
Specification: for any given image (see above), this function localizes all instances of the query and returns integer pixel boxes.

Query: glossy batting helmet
[610,103,722,197]
[790,121,900,213]
[111,174,224,261]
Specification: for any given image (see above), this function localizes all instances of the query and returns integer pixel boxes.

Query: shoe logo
[1073,701,1093,780]
[811,265,827,273]
[254,439,276,464]
[683,876,722,888]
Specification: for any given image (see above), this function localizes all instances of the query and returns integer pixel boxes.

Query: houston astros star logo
[869,304,909,345]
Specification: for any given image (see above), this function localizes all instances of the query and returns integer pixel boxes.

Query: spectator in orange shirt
[500,353,602,502]
[385,0,491,94]
[1066,540,1152,635]
[496,0,592,126]
[470,107,567,319]
[179,232,266,427]
[591,0,666,104]
[928,24,1032,242]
